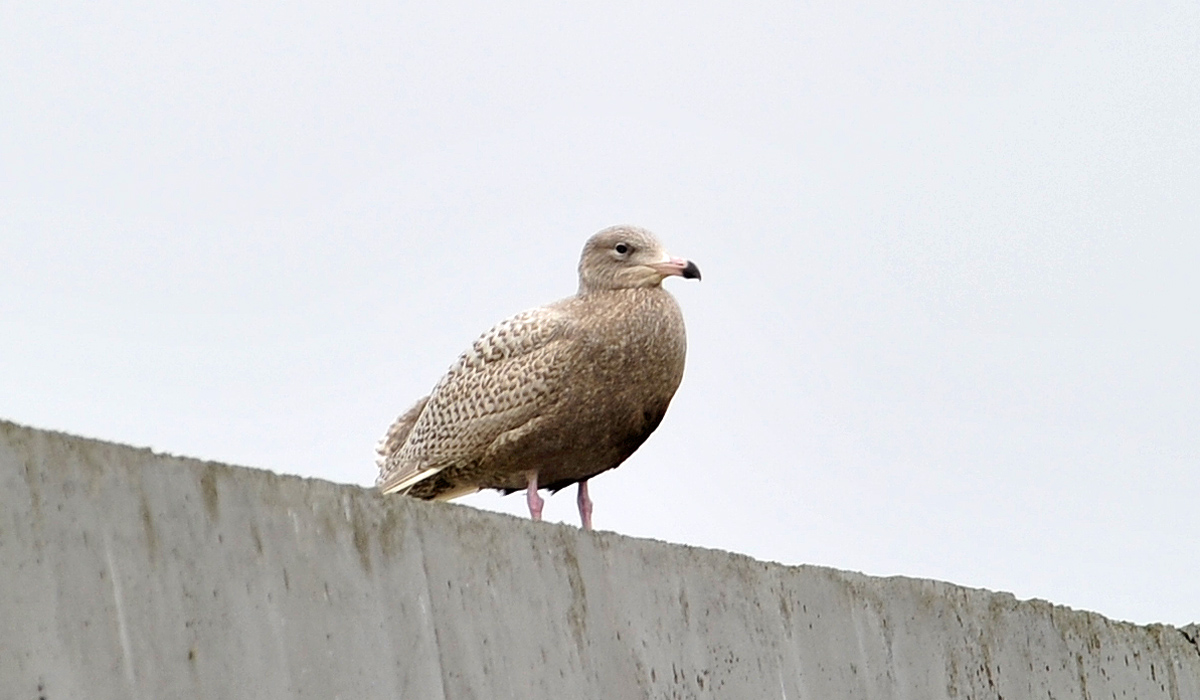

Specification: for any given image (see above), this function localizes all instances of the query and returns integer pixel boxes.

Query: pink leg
[525,471,544,522]
[577,480,593,531]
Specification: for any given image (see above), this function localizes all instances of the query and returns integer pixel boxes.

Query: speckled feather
[375,225,696,501]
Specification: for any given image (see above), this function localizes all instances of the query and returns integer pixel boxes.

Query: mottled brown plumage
[375,225,700,528]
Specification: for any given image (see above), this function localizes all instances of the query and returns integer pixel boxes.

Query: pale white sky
[3,1,1197,625]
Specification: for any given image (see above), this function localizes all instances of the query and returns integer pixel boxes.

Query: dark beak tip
[682,260,702,281]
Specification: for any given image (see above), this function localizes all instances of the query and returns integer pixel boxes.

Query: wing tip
[377,465,444,496]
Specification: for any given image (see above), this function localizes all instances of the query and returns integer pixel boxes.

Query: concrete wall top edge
[3,417,1198,700]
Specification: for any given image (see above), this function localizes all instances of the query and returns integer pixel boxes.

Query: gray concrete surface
[1,419,1197,700]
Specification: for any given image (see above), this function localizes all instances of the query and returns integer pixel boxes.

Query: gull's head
[577,225,701,294]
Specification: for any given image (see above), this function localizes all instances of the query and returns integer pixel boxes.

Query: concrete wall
[2,419,1197,700]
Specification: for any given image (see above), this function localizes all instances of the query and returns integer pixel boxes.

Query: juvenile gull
[376,225,700,529]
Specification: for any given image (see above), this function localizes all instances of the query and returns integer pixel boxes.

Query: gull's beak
[650,256,702,281]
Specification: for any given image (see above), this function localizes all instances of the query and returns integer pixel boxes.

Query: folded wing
[376,306,571,494]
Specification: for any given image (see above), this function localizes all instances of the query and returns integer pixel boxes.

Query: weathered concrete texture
[1,420,1197,700]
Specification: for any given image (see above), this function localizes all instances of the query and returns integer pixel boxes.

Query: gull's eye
[615,242,630,255]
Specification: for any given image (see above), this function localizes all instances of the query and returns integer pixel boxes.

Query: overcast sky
[3,1,1197,626]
